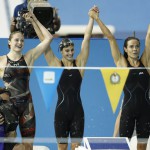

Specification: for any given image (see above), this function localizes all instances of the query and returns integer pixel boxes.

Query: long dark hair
[123,37,140,59]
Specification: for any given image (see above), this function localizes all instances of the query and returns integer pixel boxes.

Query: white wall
[0,0,23,38]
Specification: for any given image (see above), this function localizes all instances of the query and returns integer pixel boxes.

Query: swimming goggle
[59,39,74,51]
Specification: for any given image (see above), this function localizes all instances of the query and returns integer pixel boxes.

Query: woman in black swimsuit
[38,6,99,150]
[89,7,150,150]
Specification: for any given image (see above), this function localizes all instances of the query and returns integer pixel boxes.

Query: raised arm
[141,25,150,67]
[76,7,95,67]
[89,8,125,66]
[24,12,53,66]
[26,13,59,66]
[10,17,17,33]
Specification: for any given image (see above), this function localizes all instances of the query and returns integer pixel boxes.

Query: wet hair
[59,38,74,51]
[123,36,140,59]
[8,31,24,49]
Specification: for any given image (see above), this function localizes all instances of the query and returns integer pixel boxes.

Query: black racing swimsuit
[2,55,35,137]
[54,60,84,143]
[119,60,150,139]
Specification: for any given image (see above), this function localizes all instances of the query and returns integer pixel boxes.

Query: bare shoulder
[46,56,61,67]
[76,55,86,67]
[140,53,149,67]
[0,55,7,66]
[116,55,128,67]
[52,58,62,66]
[0,55,7,78]
[24,51,34,66]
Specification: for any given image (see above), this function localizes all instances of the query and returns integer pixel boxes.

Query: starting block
[33,146,50,150]
[77,137,130,150]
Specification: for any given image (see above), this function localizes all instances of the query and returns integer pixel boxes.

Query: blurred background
[1,0,150,39]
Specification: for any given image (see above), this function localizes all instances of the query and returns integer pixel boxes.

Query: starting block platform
[33,146,50,150]
[77,137,130,150]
